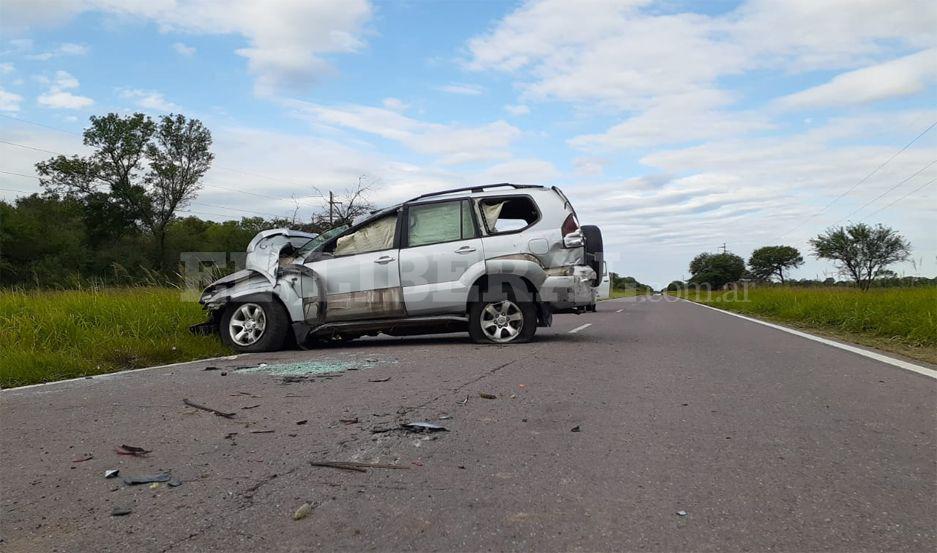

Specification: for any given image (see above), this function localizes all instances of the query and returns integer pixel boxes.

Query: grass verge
[673,286,937,365]
[0,287,230,388]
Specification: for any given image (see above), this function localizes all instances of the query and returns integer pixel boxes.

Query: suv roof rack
[407,183,544,203]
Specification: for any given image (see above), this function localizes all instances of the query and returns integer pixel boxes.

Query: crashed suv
[193,183,603,352]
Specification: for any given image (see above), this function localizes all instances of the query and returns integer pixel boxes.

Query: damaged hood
[245,229,318,284]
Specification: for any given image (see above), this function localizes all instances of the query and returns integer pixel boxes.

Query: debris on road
[368,377,391,383]
[295,420,308,425]
[183,398,236,419]
[438,414,452,420]
[167,479,183,488]
[401,421,448,433]
[458,396,469,405]
[676,510,688,517]
[479,393,497,399]
[292,502,312,521]
[203,366,221,371]
[110,506,133,517]
[241,404,261,410]
[72,454,94,463]
[123,473,171,485]
[249,430,275,434]
[570,425,581,432]
[339,417,359,425]
[148,482,160,490]
[104,469,119,479]
[310,461,411,473]
[115,444,151,457]
[240,360,361,377]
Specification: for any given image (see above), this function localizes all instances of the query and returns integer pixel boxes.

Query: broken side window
[478,196,539,234]
[333,214,396,256]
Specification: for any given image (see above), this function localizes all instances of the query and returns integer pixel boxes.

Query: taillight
[561,213,579,235]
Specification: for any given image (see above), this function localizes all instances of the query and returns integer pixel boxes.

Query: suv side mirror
[563,229,584,248]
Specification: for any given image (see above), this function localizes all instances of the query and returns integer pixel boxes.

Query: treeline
[610,273,654,293]
[0,193,288,287]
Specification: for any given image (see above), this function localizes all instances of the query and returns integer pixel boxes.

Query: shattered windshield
[295,225,348,258]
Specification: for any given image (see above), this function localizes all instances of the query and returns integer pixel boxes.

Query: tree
[810,223,911,291]
[688,252,746,289]
[666,280,685,291]
[36,112,213,270]
[307,175,376,232]
[748,245,803,283]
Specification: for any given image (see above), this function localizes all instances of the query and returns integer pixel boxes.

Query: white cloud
[0,62,13,74]
[37,90,94,109]
[118,88,180,112]
[777,49,937,109]
[437,83,485,95]
[19,0,373,94]
[56,42,88,56]
[285,100,522,165]
[505,104,530,116]
[382,97,408,111]
[476,158,560,183]
[172,42,196,56]
[0,87,23,112]
[36,70,93,109]
[569,90,771,150]
[573,157,605,176]
[467,0,937,111]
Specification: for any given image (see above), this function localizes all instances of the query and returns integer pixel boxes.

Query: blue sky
[1,0,935,286]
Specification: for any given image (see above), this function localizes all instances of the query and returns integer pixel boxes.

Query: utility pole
[719,243,727,254]
[329,190,334,225]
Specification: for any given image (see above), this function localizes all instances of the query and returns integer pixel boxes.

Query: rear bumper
[540,266,596,309]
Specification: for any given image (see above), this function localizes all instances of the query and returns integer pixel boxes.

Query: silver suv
[192,184,603,351]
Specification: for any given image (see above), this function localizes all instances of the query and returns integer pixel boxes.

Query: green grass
[0,287,230,388]
[673,286,937,364]
[606,288,650,299]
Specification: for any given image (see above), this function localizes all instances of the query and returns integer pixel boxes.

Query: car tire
[219,301,289,353]
[468,283,537,344]
[581,224,603,286]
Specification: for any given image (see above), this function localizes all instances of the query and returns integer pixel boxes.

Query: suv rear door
[399,199,484,315]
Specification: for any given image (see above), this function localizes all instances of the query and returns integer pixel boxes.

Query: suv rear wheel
[469,284,537,344]
[220,301,289,353]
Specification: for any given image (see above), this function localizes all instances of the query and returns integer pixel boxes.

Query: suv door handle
[455,246,477,254]
[374,255,396,264]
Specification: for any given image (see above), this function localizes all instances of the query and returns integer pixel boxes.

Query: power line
[863,176,937,219]
[777,119,937,239]
[827,158,937,227]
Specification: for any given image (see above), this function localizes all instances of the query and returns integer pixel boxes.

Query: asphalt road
[1,297,935,552]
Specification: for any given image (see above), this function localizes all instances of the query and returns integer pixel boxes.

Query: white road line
[680,299,937,380]
[616,309,624,313]
[2,354,242,393]
[569,323,592,334]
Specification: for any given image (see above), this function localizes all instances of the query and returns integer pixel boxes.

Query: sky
[0,0,935,288]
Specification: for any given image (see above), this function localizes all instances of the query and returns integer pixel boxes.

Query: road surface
[2,297,934,552]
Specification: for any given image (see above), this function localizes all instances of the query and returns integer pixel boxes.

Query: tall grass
[0,287,230,388]
[678,286,937,356]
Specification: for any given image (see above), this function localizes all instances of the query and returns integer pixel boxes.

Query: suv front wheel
[469,286,537,344]
[220,301,289,353]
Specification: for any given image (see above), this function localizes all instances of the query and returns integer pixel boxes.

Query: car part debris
[123,473,171,485]
[242,404,261,410]
[250,430,275,434]
[167,479,183,488]
[438,414,452,420]
[203,366,221,371]
[115,444,151,457]
[457,396,469,405]
[310,461,410,473]
[401,421,448,433]
[104,470,120,479]
[676,510,688,517]
[339,417,359,424]
[111,506,133,517]
[368,376,391,382]
[570,425,581,432]
[296,420,308,425]
[479,393,497,399]
[72,454,93,463]
[293,502,313,520]
[183,398,235,419]
[148,482,160,490]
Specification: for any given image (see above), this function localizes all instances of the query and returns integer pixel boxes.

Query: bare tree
[810,223,911,290]
[310,175,377,230]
